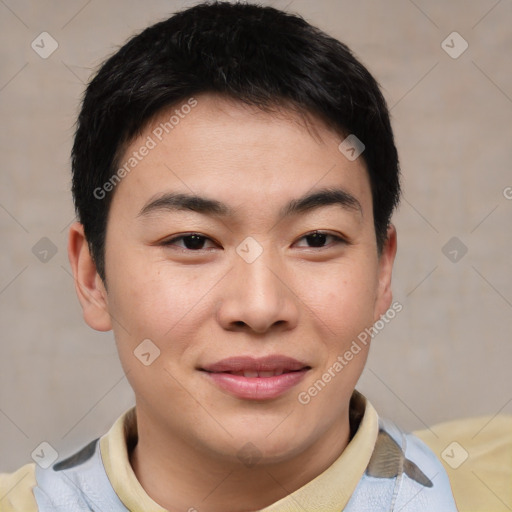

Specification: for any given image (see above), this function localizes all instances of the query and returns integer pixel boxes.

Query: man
[0,2,460,510]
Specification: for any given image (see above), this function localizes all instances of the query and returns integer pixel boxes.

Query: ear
[67,222,112,331]
[373,224,397,322]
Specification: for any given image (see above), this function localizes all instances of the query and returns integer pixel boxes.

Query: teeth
[234,369,286,378]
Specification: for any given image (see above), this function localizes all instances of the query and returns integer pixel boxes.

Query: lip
[202,355,308,373]
[200,355,311,400]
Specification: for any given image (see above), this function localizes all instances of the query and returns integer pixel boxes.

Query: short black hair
[71,1,400,282]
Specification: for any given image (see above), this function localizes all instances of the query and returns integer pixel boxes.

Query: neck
[129,407,351,512]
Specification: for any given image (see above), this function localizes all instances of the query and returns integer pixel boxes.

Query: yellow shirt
[0,392,378,511]
[1,394,510,511]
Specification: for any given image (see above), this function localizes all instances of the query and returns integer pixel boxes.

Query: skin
[68,93,397,512]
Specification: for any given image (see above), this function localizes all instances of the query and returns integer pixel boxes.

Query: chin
[229,427,312,464]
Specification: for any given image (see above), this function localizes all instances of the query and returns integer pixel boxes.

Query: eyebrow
[138,186,362,220]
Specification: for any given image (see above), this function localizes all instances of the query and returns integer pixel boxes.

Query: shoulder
[382,419,458,511]
[415,414,512,512]
[344,418,458,512]
[0,463,38,512]
[1,437,125,512]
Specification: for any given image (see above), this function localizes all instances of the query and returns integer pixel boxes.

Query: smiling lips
[201,356,311,400]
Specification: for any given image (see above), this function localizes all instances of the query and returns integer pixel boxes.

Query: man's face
[82,93,395,463]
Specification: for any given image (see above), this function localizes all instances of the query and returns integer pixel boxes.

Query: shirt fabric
[0,391,460,511]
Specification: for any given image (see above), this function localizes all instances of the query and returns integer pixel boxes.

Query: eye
[160,230,347,252]
[161,233,218,251]
[294,230,347,249]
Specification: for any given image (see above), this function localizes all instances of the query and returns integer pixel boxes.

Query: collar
[99,390,379,511]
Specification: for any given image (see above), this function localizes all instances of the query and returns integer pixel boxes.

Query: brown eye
[304,232,329,247]
[162,233,217,251]
[295,231,346,248]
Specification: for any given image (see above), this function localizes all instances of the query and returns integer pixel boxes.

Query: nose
[215,246,299,335]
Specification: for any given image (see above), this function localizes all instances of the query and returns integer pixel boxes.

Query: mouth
[201,355,309,373]
[199,355,311,400]
[210,368,300,378]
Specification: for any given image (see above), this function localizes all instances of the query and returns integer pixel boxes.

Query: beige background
[1,0,511,471]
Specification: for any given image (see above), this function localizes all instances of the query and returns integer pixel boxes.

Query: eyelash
[160,231,348,252]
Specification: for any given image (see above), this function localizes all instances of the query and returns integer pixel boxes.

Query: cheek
[295,259,379,342]
[105,255,221,350]
[105,264,206,393]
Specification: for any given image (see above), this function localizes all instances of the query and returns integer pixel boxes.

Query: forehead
[110,93,372,219]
